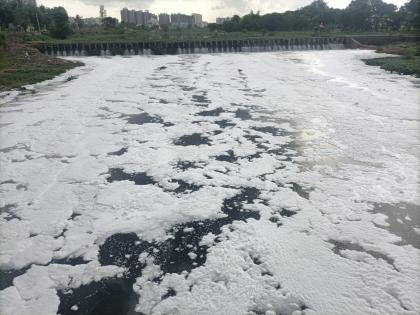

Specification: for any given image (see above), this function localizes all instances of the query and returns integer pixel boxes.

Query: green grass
[363,41,420,77]
[363,56,420,77]
[375,42,419,56]
[0,63,80,89]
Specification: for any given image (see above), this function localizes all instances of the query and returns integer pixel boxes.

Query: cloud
[78,0,154,9]
[211,5,226,11]
[38,0,408,22]
[208,0,312,16]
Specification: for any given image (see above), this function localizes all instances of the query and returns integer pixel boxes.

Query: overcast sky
[37,0,409,22]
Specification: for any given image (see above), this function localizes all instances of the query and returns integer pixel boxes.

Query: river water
[0,50,419,315]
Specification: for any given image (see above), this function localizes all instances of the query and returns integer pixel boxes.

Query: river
[0,50,419,315]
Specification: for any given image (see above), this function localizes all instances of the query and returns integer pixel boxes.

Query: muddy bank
[0,37,83,91]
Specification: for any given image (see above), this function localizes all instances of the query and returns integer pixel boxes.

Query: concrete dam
[41,37,347,57]
[38,35,419,57]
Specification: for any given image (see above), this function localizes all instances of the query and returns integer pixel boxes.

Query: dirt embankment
[0,36,83,91]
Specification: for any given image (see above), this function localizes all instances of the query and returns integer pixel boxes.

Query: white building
[99,5,107,19]
[192,13,203,27]
[216,17,231,25]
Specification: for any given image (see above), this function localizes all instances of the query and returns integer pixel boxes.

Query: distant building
[83,17,102,26]
[128,10,137,24]
[159,13,170,27]
[171,13,193,28]
[192,13,203,27]
[120,8,129,23]
[216,17,231,25]
[99,5,107,19]
[121,8,204,28]
[143,11,152,25]
[136,11,145,26]
[148,14,159,27]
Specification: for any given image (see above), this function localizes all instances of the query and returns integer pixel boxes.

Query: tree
[0,0,19,29]
[101,17,118,29]
[14,4,38,30]
[342,0,397,31]
[48,7,71,39]
[399,0,420,30]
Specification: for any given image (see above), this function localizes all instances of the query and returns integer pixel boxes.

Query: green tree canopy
[214,0,413,32]
[48,7,70,39]
[0,0,71,38]
[102,17,119,29]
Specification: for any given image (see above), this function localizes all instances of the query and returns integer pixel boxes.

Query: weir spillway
[40,37,348,57]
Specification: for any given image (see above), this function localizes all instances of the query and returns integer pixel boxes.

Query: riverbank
[363,42,420,77]
[0,39,83,92]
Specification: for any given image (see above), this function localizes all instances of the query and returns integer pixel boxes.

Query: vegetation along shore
[0,35,83,92]
[363,42,420,77]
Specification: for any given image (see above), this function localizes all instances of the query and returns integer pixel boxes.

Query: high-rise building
[136,11,144,26]
[148,14,159,26]
[171,13,193,28]
[128,10,137,24]
[159,13,170,27]
[143,10,150,25]
[99,5,107,19]
[120,8,129,23]
[120,8,203,28]
[192,13,203,27]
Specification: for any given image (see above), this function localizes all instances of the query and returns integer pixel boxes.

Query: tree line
[0,0,419,40]
[0,0,71,38]
[209,0,419,32]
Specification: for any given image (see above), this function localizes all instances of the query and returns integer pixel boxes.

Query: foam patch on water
[0,51,419,315]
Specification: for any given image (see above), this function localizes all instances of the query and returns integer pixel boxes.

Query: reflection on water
[370,202,420,249]
[329,239,398,270]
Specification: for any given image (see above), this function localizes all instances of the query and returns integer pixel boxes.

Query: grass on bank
[0,36,83,91]
[364,56,420,77]
[363,42,420,77]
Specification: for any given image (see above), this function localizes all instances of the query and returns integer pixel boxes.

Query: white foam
[0,51,418,315]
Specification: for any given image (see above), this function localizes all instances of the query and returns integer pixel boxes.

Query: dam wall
[40,37,346,57]
[38,35,419,57]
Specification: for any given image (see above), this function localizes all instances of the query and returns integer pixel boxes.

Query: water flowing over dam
[42,37,347,57]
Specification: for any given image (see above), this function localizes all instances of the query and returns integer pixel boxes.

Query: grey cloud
[217,0,249,9]
[213,0,348,15]
[78,0,154,9]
